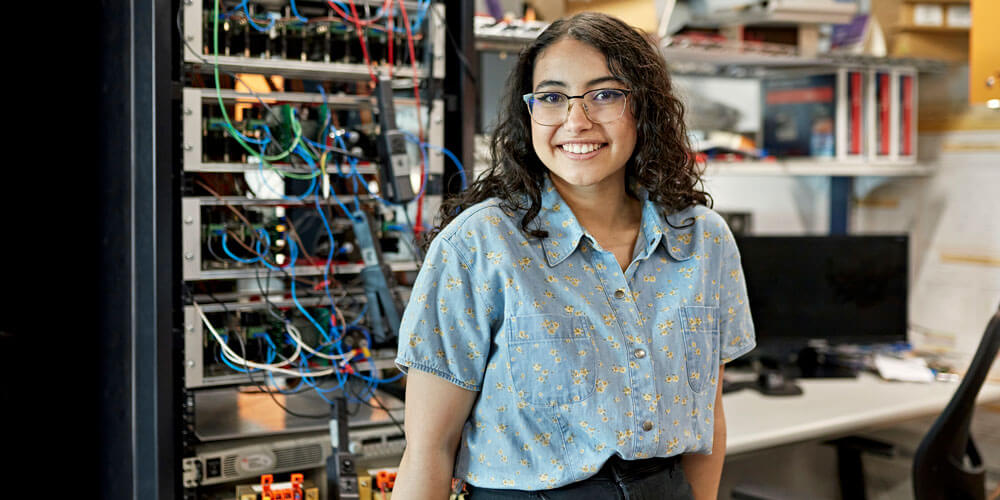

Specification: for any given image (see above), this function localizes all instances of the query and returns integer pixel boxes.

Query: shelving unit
[703,160,934,177]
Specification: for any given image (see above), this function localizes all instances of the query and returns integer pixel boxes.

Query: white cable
[194,301,338,378]
[284,322,351,361]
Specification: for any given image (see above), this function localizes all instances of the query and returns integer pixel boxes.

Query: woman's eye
[593,90,620,101]
[537,93,563,104]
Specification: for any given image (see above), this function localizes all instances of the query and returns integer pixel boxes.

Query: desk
[724,372,1000,455]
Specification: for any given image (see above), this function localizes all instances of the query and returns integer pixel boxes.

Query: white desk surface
[724,372,1000,455]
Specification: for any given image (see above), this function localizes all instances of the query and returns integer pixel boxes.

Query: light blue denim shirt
[395,176,756,490]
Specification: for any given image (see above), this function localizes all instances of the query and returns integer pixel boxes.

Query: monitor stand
[747,357,805,396]
[796,346,859,378]
[755,369,804,396]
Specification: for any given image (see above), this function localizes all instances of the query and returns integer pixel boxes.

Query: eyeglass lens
[527,89,627,125]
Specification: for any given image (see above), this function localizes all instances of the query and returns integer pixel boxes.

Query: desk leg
[834,445,866,500]
[825,436,895,500]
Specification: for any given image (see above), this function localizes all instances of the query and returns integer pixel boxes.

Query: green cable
[212,0,320,180]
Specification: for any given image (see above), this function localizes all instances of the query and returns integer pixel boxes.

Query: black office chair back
[912,305,1000,500]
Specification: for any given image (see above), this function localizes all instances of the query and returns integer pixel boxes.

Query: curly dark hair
[420,11,709,252]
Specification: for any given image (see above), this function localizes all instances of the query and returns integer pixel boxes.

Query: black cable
[401,207,424,266]
[255,265,286,322]
[205,233,228,263]
[368,386,407,438]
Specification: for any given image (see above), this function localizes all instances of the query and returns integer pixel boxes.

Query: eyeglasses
[522,88,632,126]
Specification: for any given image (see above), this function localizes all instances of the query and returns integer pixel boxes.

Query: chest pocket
[680,306,720,394]
[507,314,597,407]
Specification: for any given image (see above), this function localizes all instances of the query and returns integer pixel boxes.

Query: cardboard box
[562,0,659,32]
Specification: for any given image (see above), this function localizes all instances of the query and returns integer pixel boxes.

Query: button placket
[591,250,662,457]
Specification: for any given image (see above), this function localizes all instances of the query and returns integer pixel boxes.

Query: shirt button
[614,288,626,299]
[642,421,654,432]
[634,348,647,359]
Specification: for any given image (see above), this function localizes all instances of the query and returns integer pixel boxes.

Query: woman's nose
[562,99,593,132]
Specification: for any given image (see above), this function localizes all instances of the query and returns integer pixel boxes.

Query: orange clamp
[261,474,274,497]
[375,470,397,490]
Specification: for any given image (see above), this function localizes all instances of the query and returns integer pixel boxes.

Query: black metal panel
[98,0,178,498]
[442,0,478,196]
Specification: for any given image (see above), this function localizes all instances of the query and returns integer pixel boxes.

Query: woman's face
[530,38,637,190]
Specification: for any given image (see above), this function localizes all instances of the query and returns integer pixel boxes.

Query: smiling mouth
[559,143,607,154]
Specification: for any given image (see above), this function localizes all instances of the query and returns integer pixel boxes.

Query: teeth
[561,143,602,154]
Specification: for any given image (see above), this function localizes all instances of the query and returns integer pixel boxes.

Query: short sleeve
[394,236,496,391]
[718,224,756,363]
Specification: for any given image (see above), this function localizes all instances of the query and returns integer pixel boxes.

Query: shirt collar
[535,176,696,267]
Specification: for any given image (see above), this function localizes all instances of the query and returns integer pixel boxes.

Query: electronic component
[328,395,361,500]
[183,433,332,488]
[178,2,447,498]
[374,76,417,203]
[351,207,404,345]
[183,0,444,80]
[234,473,320,500]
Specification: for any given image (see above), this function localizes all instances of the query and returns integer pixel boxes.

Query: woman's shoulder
[663,203,728,231]
[433,197,523,251]
[659,204,735,261]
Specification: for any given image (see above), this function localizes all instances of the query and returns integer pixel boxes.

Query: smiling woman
[528,38,638,195]
[392,12,756,500]
[420,12,709,250]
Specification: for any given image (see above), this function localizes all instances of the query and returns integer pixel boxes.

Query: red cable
[399,2,426,233]
[386,0,394,78]
[347,0,378,84]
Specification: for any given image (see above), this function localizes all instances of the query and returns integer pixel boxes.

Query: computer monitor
[734,235,909,362]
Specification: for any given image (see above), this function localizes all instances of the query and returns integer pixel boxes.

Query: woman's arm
[681,363,727,500]
[392,369,479,500]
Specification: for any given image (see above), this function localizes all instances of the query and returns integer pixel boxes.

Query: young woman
[392,12,755,499]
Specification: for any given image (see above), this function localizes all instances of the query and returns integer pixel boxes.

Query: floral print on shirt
[396,176,755,490]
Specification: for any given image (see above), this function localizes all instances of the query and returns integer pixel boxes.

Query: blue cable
[252,331,278,354]
[219,0,248,20]
[289,0,309,23]
[242,1,276,32]
[311,169,347,346]
[287,237,333,344]
[393,0,431,34]
[402,131,466,189]
[220,232,260,264]
[350,303,368,326]
[342,145,428,209]
[329,0,429,33]
[253,125,318,201]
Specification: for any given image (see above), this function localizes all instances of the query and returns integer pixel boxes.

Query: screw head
[187,360,195,368]
[184,252,195,260]
[184,215,194,224]
[183,144,193,151]
[987,76,996,88]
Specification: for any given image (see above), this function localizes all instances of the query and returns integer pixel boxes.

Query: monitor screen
[734,235,908,353]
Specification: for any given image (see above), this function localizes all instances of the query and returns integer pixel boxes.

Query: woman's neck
[548,173,642,239]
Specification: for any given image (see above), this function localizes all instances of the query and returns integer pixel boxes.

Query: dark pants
[465,455,694,500]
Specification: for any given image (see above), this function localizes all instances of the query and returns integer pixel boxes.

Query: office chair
[913,304,1000,500]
